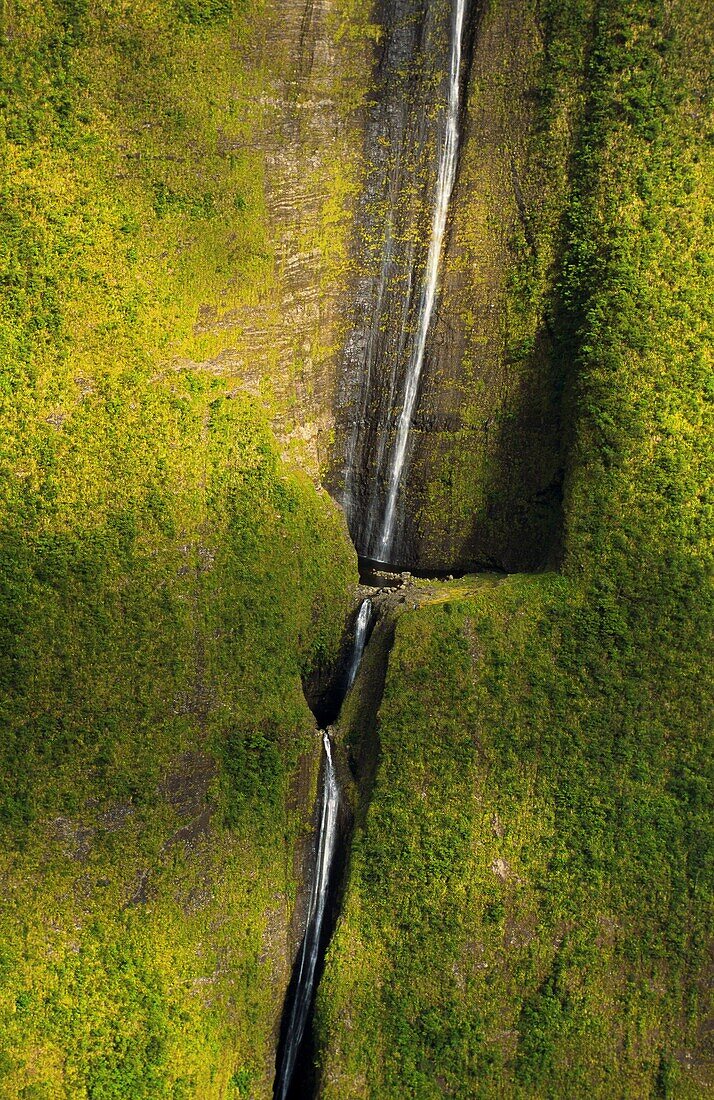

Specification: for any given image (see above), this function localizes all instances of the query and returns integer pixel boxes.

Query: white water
[345,598,372,690]
[373,0,467,562]
[274,598,374,1098]
[274,731,340,1100]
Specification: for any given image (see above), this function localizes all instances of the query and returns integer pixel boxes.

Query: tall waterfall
[336,0,468,566]
[274,731,340,1100]
[373,0,467,561]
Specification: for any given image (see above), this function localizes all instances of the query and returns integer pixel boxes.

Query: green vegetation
[0,1,357,1096]
[319,0,712,1094]
[1,0,711,1094]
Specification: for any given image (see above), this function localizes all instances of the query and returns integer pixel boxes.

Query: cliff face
[130,0,577,575]
[407,0,574,572]
[328,0,461,558]
[188,0,375,480]
[328,0,580,572]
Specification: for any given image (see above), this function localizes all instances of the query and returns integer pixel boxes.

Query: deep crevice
[275,592,382,1099]
[274,754,352,1100]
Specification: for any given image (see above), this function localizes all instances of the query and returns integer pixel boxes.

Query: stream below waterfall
[273,599,374,1100]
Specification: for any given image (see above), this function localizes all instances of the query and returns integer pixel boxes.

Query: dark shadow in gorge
[277,592,400,1097]
[274,761,352,1100]
[443,0,605,576]
[437,0,604,576]
[339,599,400,820]
[437,321,566,575]
[302,600,376,728]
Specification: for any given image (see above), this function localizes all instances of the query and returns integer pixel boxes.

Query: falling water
[274,599,374,1099]
[274,731,340,1100]
[345,598,372,691]
[373,0,467,562]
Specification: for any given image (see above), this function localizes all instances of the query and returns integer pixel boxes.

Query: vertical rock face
[192,0,372,479]
[330,0,471,563]
[185,0,572,575]
[330,0,574,573]
[405,0,569,572]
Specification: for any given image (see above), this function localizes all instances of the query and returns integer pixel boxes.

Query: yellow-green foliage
[0,1,357,1096]
[318,0,712,1095]
[321,573,710,1098]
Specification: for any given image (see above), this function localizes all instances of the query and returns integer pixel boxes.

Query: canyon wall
[172,0,579,575]
[329,0,581,572]
[186,0,375,480]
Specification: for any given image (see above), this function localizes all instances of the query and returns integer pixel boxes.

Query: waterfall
[345,598,372,690]
[373,0,467,562]
[274,599,374,1098]
[336,0,468,566]
[274,732,340,1100]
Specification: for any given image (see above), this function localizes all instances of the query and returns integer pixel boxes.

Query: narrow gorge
[276,2,475,1088]
[274,597,373,1100]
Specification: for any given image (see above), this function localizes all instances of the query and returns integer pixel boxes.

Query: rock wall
[406,0,576,572]
[188,0,374,479]
[329,0,582,572]
[328,0,461,558]
[182,0,579,575]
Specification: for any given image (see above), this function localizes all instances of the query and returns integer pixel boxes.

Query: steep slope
[317,0,713,1094]
[0,2,367,1096]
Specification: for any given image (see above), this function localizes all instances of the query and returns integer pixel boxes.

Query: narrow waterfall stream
[274,599,374,1100]
[274,733,340,1100]
[275,2,471,1091]
[337,0,470,568]
[345,597,372,691]
[373,0,467,561]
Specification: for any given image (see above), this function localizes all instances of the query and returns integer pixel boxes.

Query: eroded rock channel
[275,0,478,1090]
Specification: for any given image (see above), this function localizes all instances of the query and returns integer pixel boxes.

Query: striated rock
[190,0,373,480]
[328,0,576,573]
[406,0,571,572]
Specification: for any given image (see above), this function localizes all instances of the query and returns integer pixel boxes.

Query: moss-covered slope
[0,2,360,1096]
[318,0,712,1094]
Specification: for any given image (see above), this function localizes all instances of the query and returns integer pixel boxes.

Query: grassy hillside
[318,0,712,1094]
[0,2,357,1096]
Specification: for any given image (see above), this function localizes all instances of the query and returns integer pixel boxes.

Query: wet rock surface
[330,0,469,559]
[405,0,569,573]
[330,0,571,574]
